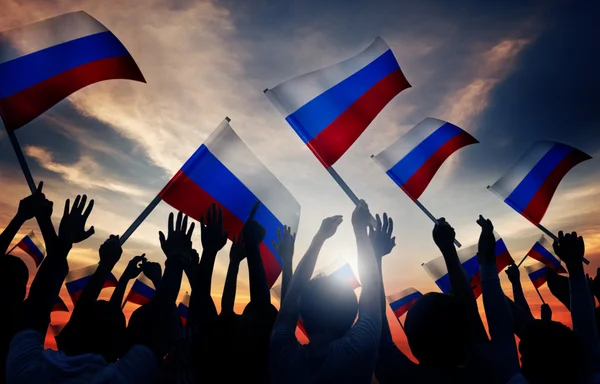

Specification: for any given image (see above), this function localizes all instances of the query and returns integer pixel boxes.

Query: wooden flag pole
[413,199,462,248]
[486,186,589,265]
[4,126,37,194]
[534,286,546,304]
[119,195,162,245]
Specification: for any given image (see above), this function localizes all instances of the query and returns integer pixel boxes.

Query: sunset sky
[1,0,598,352]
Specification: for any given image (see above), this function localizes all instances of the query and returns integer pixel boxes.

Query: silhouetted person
[270,200,381,384]
[520,320,583,383]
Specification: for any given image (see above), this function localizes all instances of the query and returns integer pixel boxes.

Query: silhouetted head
[127,303,182,355]
[404,292,471,368]
[299,276,358,340]
[520,320,583,384]
[0,255,29,306]
[57,300,126,362]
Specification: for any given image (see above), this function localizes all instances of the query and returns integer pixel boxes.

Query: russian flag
[0,11,145,131]
[423,234,514,298]
[525,262,549,289]
[177,292,190,326]
[527,235,566,273]
[265,37,410,168]
[158,119,301,287]
[65,265,118,305]
[51,296,69,313]
[489,141,591,226]
[15,231,45,267]
[321,262,361,290]
[372,118,478,201]
[125,274,155,306]
[387,288,423,318]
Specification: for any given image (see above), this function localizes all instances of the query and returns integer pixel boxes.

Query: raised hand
[505,263,520,284]
[541,303,552,321]
[58,195,95,244]
[200,204,229,254]
[17,182,50,221]
[553,231,585,269]
[317,215,343,240]
[142,261,162,286]
[159,211,195,260]
[272,225,295,266]
[242,202,266,248]
[99,235,123,267]
[230,234,246,264]
[123,254,147,280]
[476,215,496,266]
[351,199,371,230]
[432,217,455,250]
[368,213,396,258]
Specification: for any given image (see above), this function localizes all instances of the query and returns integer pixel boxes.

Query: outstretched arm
[0,182,48,255]
[221,234,245,315]
[188,204,227,327]
[554,231,600,375]
[273,226,295,303]
[243,203,270,308]
[505,263,534,320]
[433,218,488,343]
[110,254,146,307]
[477,215,519,381]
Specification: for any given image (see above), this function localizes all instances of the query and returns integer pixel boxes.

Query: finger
[176,211,183,232]
[218,206,223,229]
[36,181,43,194]
[382,213,388,233]
[248,201,260,221]
[159,231,166,247]
[558,231,564,243]
[387,217,394,236]
[292,232,297,244]
[205,206,212,226]
[211,204,217,225]
[276,227,282,246]
[83,226,95,240]
[375,214,382,232]
[79,195,87,213]
[182,215,188,233]
[187,221,195,239]
[271,240,277,250]
[571,231,577,239]
[82,199,94,220]
[199,216,204,228]
[63,199,70,217]
[73,195,81,213]
[168,212,174,235]
[391,236,396,247]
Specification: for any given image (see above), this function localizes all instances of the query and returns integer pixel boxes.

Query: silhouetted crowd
[1,183,600,383]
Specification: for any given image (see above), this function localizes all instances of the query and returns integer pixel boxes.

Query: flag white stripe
[525,261,546,274]
[0,11,107,65]
[205,119,301,232]
[65,265,98,282]
[265,37,391,116]
[488,141,556,200]
[387,287,419,303]
[373,118,448,171]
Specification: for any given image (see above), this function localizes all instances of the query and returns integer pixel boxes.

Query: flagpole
[517,255,528,268]
[413,199,462,248]
[395,316,405,333]
[534,286,545,304]
[3,124,37,194]
[327,166,379,225]
[119,195,162,245]
[486,186,589,265]
[6,243,18,255]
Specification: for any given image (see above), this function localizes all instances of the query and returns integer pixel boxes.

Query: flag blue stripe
[65,275,93,294]
[390,291,422,311]
[132,280,155,298]
[529,267,547,282]
[182,145,284,265]
[178,303,189,318]
[386,123,463,186]
[284,49,399,143]
[532,242,561,269]
[505,143,573,213]
[21,236,44,261]
[435,255,480,294]
[0,31,129,98]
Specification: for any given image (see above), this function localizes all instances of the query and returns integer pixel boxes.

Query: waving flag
[372,118,478,201]
[125,274,155,306]
[265,37,410,168]
[65,265,118,304]
[387,288,423,318]
[15,231,45,266]
[315,261,361,290]
[489,141,591,226]
[159,119,300,287]
[0,11,145,131]
[525,262,549,289]
[423,235,513,298]
[527,235,566,273]
[178,292,190,326]
[51,296,69,313]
